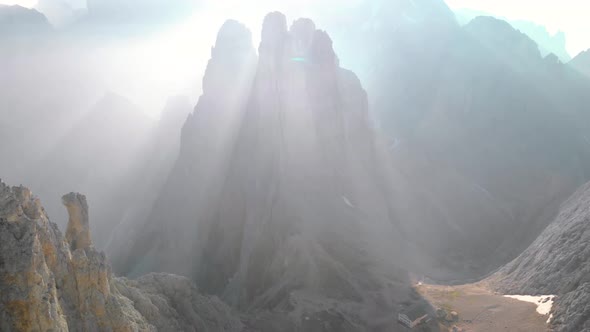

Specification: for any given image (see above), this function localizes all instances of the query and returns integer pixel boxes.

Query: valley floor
[416,282,550,332]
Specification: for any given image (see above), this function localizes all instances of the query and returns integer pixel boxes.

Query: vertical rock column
[63,192,92,251]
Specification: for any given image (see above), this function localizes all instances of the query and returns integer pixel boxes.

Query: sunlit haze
[2,0,590,330]
[0,0,36,6]
[5,0,588,117]
[446,0,590,56]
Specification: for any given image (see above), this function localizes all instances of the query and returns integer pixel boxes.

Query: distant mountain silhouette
[569,49,590,78]
[0,5,52,37]
[454,8,571,62]
[325,0,590,281]
[36,0,86,26]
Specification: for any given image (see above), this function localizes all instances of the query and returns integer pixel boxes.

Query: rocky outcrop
[0,181,141,331]
[123,13,437,331]
[493,182,590,332]
[63,192,92,251]
[118,19,257,278]
[0,180,241,331]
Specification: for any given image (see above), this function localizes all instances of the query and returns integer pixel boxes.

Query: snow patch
[504,295,555,318]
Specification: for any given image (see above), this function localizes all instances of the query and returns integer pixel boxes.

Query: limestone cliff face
[493,182,590,332]
[323,0,590,281]
[123,13,436,331]
[118,19,258,278]
[63,192,92,251]
[0,180,242,332]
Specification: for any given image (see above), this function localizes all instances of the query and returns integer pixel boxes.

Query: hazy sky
[3,0,587,116]
[3,0,587,57]
[446,0,589,56]
[0,0,35,6]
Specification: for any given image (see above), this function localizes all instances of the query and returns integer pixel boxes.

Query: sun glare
[0,0,36,7]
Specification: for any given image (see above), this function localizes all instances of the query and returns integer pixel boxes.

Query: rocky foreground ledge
[0,180,434,332]
[0,180,242,331]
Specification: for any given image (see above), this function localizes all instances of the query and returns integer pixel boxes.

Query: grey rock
[493,182,590,332]
[0,179,241,332]
[63,192,91,251]
[570,49,590,78]
[122,13,437,331]
[324,0,590,281]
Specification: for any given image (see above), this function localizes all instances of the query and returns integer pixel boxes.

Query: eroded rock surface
[123,13,437,331]
[63,192,92,251]
[493,182,590,332]
[0,180,241,332]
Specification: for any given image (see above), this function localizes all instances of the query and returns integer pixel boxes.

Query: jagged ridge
[492,182,590,332]
[120,12,437,331]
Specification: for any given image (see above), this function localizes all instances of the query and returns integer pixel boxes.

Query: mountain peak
[569,49,590,77]
[119,12,436,330]
[0,180,243,330]
[465,15,542,61]
[0,4,53,36]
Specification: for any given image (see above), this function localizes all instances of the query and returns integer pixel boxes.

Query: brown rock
[63,192,92,251]
[0,180,242,331]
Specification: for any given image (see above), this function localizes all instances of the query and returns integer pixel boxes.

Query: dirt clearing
[416,282,550,331]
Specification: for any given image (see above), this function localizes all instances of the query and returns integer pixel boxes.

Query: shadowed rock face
[117,19,258,278]
[492,182,590,332]
[0,180,243,332]
[122,13,437,331]
[323,0,590,281]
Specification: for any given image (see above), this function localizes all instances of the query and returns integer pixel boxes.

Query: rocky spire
[63,192,92,251]
[123,13,435,330]
[290,18,316,57]
[0,180,242,331]
[259,11,288,59]
[119,18,257,278]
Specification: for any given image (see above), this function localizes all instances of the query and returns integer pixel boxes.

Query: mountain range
[2,1,590,331]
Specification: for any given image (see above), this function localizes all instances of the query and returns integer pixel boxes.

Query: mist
[2,1,590,331]
[0,0,417,250]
